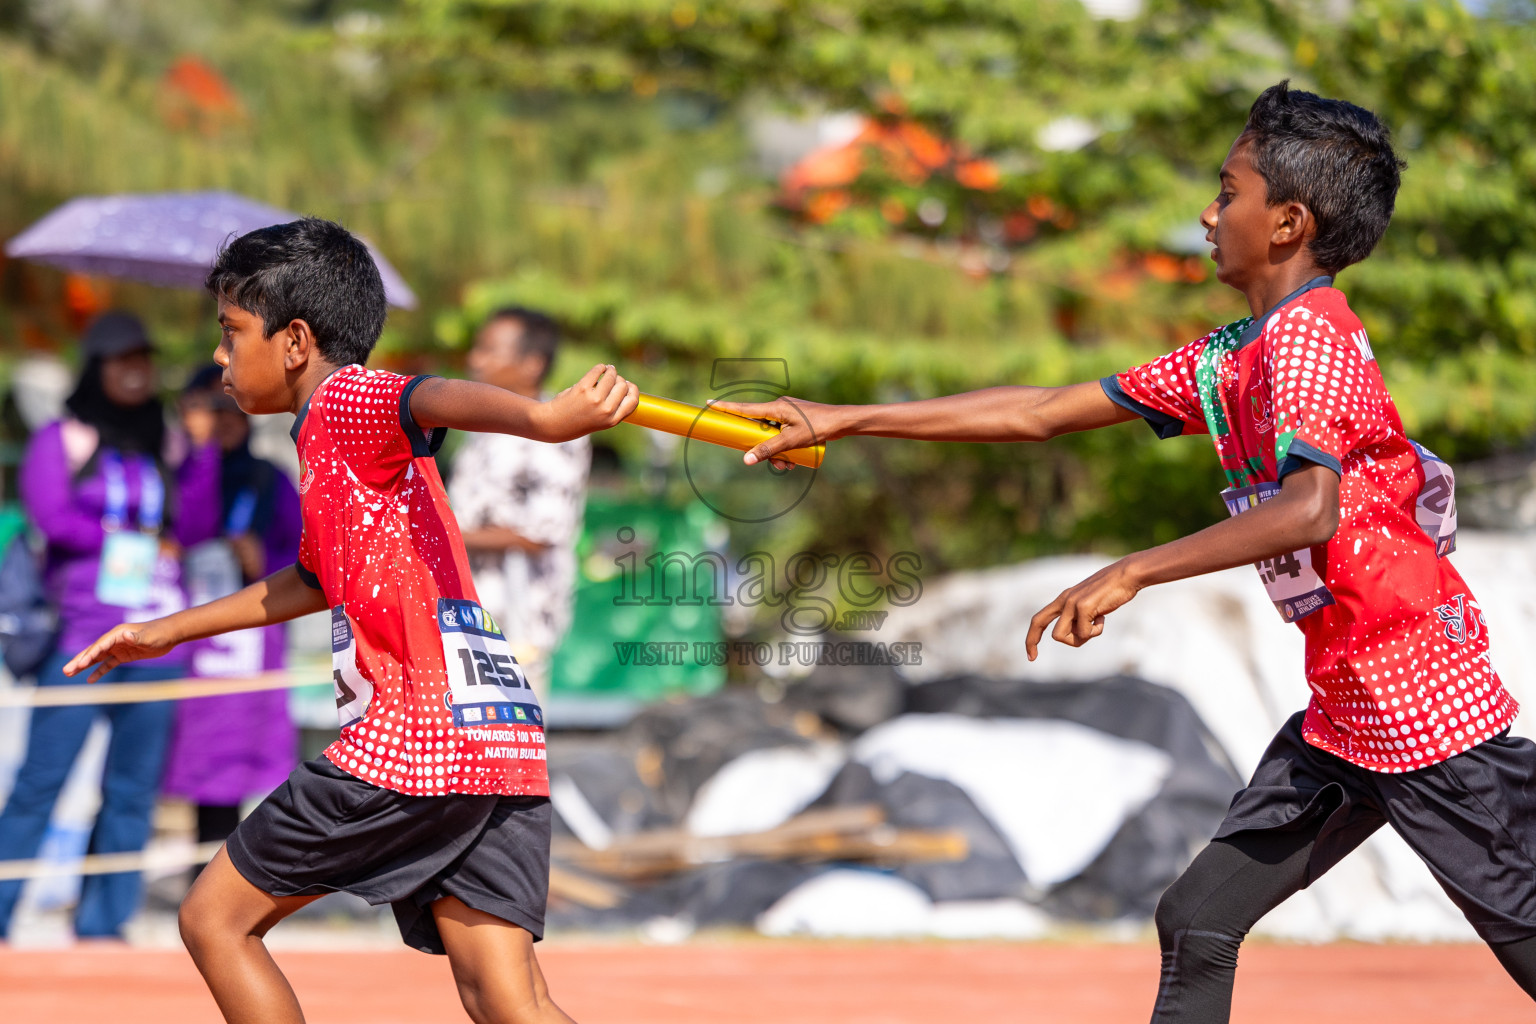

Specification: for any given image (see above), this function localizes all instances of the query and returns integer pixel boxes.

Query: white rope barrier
[0,841,225,882]
[0,671,325,708]
[0,668,330,886]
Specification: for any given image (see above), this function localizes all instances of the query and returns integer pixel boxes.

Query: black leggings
[1150,827,1536,1022]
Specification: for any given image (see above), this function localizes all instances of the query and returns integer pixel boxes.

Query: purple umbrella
[5,191,417,309]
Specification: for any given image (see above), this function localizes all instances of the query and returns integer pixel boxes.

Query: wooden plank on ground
[552,804,968,879]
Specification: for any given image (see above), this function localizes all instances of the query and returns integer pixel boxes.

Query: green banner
[549,495,727,703]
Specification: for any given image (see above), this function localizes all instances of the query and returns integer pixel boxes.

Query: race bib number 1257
[437,598,543,729]
[1222,481,1336,623]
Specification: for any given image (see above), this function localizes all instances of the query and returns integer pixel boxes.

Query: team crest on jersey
[1435,594,1483,645]
[1247,388,1272,433]
[298,460,315,495]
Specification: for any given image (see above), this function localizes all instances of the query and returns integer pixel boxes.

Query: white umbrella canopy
[5,191,417,309]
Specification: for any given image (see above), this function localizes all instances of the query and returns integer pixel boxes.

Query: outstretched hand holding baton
[625,393,832,470]
[704,396,844,467]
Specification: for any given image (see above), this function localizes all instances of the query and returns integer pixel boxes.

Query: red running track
[0,942,1527,1023]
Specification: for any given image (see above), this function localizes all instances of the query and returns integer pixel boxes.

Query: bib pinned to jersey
[437,598,542,729]
[1222,481,1336,622]
[1196,316,1338,622]
[331,605,374,729]
[1410,441,1457,557]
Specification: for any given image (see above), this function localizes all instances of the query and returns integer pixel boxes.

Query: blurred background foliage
[1,0,1534,571]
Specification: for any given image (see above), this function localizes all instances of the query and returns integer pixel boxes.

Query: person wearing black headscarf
[63,313,168,459]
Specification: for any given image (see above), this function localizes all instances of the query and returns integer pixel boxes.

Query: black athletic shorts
[226,756,551,954]
[1214,711,1536,944]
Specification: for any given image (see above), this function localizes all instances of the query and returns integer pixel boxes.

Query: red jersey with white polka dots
[292,365,549,796]
[1103,280,1517,772]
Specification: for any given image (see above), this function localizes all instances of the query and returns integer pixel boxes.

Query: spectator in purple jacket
[161,366,300,857]
[0,312,220,941]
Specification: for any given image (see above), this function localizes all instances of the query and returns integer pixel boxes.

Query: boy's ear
[280,319,319,372]
[1271,201,1316,249]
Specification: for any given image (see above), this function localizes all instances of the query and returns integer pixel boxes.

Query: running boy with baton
[67,217,638,1024]
[717,82,1536,1019]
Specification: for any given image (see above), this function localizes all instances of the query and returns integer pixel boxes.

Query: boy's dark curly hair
[206,217,386,366]
[1243,81,1406,274]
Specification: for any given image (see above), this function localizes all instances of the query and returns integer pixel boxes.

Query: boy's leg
[1150,825,1319,1023]
[433,896,575,1024]
[179,847,323,1024]
[1488,937,1536,998]
[1152,789,1385,1024]
[1153,712,1386,1023]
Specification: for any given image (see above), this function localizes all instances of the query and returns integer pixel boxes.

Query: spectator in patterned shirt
[448,308,589,692]
[720,82,1536,1018]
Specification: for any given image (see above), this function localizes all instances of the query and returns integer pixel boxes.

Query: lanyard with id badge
[95,451,164,608]
[1197,315,1459,624]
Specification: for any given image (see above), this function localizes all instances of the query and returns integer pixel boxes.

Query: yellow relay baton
[624,393,825,469]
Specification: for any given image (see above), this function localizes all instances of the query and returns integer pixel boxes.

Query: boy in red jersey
[721,83,1536,1019]
[67,217,638,1024]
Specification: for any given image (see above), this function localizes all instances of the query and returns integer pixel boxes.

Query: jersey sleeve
[1100,335,1212,439]
[321,371,446,491]
[1266,308,1372,479]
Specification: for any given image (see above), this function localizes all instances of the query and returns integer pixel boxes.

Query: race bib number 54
[438,598,543,729]
[1222,481,1336,623]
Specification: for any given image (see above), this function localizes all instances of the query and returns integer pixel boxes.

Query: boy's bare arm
[459,525,549,554]
[64,564,330,684]
[410,364,639,443]
[712,381,1139,465]
[1025,464,1341,659]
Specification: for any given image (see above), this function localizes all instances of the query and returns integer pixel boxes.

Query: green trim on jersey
[1193,317,1267,488]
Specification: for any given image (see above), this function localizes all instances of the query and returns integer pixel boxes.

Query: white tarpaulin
[686,744,845,837]
[683,716,1172,892]
[852,715,1171,888]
